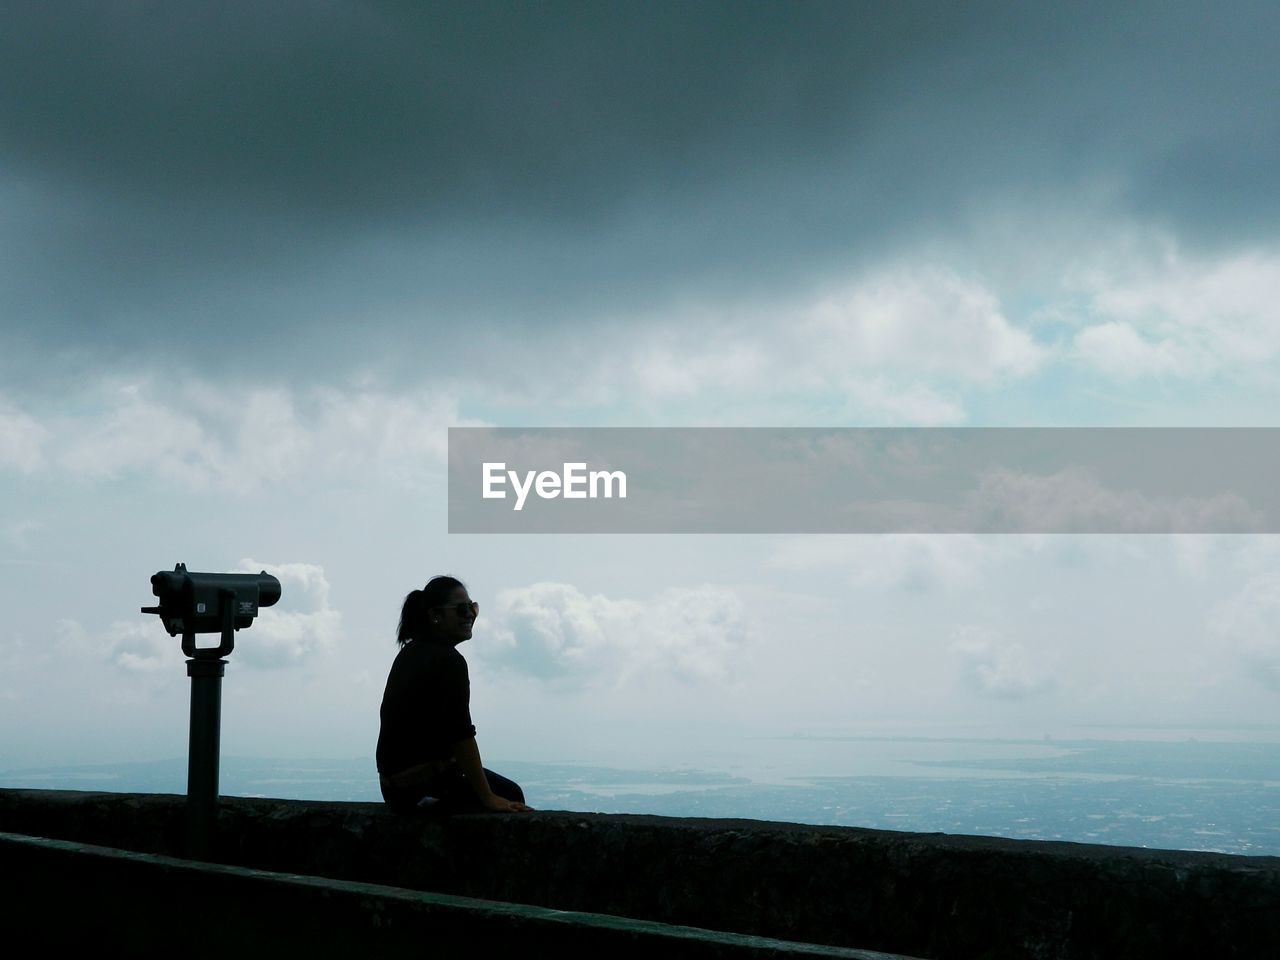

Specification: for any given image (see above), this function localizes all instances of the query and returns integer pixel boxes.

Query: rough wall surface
[2,788,1277,960]
[1,832,909,960]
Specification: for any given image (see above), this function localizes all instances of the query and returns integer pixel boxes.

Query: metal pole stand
[180,588,236,861]
[184,657,225,860]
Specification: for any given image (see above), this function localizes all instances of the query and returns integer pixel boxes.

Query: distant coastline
[4,737,1277,856]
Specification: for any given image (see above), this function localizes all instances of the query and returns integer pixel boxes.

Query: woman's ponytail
[396,589,427,647]
[396,575,467,646]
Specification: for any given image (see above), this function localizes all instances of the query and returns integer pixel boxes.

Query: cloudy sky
[2,2,1279,774]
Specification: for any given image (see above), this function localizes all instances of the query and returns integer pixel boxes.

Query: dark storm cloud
[2,1,1278,381]
[2,1,907,220]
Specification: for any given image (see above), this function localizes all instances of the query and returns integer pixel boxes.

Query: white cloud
[1169,534,1215,579]
[1229,535,1280,575]
[233,559,342,668]
[53,617,92,655]
[1210,571,1280,694]
[807,266,1045,383]
[45,616,184,674]
[307,386,474,486]
[1070,322,1198,380]
[484,581,748,686]
[0,400,49,473]
[4,519,43,550]
[643,585,748,684]
[950,625,1056,700]
[1070,248,1280,381]
[562,241,1280,417]
[769,534,1017,593]
[58,382,299,492]
[521,263,1042,424]
[103,620,186,673]
[631,340,768,398]
[9,377,479,493]
[0,630,58,703]
[836,377,965,425]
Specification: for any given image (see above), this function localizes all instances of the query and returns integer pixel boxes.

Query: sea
[4,736,1278,857]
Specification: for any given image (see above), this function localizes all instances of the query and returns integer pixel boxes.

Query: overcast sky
[2,2,1279,775]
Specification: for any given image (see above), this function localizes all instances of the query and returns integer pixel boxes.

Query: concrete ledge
[3,788,1279,959]
[0,831,911,959]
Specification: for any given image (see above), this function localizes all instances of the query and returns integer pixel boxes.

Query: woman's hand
[453,735,534,811]
[482,794,533,813]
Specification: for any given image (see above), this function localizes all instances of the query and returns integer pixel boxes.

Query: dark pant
[381,767,524,815]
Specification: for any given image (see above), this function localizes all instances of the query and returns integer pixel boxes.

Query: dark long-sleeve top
[375,638,477,776]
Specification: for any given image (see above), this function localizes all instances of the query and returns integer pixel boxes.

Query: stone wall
[1,830,902,959]
[2,788,1277,959]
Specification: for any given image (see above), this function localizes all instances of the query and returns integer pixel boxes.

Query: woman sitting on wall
[376,575,532,814]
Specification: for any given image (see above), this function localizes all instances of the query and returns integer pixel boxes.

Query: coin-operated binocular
[142,563,281,659]
[141,562,282,861]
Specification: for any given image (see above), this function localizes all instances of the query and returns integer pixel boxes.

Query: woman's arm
[451,735,532,812]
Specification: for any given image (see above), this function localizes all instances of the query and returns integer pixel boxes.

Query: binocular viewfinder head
[142,563,282,658]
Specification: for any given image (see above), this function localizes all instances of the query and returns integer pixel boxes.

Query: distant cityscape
[4,738,1277,857]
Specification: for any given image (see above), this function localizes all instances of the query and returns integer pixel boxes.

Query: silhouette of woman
[376,575,531,814]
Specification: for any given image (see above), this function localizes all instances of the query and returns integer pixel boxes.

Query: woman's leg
[482,768,525,804]
[423,767,524,812]
[381,778,434,815]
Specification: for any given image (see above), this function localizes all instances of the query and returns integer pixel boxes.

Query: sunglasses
[435,601,479,618]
